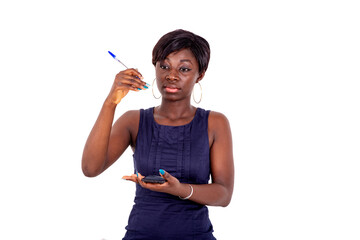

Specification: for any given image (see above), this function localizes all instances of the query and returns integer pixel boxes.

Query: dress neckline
[151,107,199,127]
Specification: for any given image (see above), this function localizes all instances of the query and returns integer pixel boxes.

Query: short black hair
[152,29,211,74]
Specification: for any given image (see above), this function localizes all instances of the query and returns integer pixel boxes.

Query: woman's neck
[155,99,196,122]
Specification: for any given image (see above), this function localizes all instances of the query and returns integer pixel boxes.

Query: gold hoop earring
[192,82,202,104]
[152,78,161,99]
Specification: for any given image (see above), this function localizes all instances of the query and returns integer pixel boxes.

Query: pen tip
[108,51,116,58]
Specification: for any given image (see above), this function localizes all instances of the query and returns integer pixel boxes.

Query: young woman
[82,29,234,240]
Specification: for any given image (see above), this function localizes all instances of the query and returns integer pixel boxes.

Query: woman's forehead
[165,48,197,62]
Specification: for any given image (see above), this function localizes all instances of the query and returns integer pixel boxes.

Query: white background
[1,0,359,239]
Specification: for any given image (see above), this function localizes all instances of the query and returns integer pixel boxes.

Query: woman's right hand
[106,68,148,105]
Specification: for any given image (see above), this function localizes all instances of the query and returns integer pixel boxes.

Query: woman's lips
[165,86,180,93]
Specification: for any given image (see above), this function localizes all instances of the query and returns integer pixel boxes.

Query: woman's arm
[201,111,234,206]
[82,101,117,177]
[124,111,234,207]
[81,69,147,177]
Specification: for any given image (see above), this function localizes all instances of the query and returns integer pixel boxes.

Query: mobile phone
[141,175,166,184]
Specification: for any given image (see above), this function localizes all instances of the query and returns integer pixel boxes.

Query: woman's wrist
[178,183,193,200]
[104,97,119,109]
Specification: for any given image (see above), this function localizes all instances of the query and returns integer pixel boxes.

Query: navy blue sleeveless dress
[123,107,216,240]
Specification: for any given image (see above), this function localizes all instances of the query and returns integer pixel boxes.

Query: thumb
[159,169,174,181]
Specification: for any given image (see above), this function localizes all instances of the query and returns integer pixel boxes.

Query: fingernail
[137,88,142,91]
[146,83,151,86]
[159,169,165,175]
[143,85,149,89]
[136,170,138,177]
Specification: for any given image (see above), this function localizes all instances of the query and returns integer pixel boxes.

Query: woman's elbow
[82,167,98,178]
[223,200,232,207]
[220,186,233,207]
[212,186,233,207]
[81,159,102,178]
[210,197,231,207]
[220,196,232,207]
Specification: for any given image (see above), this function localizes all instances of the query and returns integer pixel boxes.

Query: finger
[124,68,144,80]
[159,170,180,189]
[116,74,149,91]
[114,83,139,93]
[122,174,137,179]
[124,68,151,88]
[137,172,148,187]
[116,81,141,92]
[119,76,148,90]
[122,174,138,183]
[116,70,145,84]
[159,169,174,182]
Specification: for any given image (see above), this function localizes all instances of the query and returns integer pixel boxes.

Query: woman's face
[155,48,204,101]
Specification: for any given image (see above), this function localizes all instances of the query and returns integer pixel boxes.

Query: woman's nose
[166,69,179,81]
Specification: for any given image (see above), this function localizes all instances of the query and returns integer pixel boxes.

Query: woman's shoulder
[208,110,230,124]
[122,109,140,121]
[120,107,152,128]
[114,109,141,133]
[208,110,231,134]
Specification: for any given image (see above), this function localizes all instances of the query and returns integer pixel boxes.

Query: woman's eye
[180,67,191,72]
[160,65,169,70]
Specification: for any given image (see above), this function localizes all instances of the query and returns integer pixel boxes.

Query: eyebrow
[164,58,193,64]
[180,59,192,63]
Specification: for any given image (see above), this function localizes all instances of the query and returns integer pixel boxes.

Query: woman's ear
[196,71,205,83]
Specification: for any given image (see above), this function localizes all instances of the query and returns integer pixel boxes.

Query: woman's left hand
[122,170,187,197]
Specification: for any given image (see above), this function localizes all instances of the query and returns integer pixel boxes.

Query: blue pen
[108,51,129,69]
[108,51,150,88]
